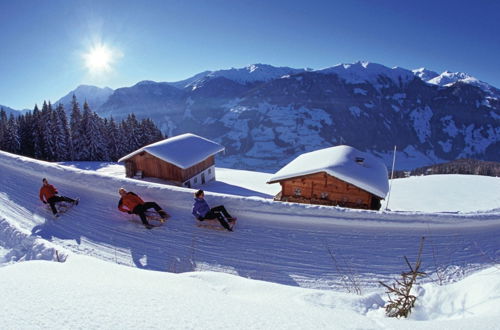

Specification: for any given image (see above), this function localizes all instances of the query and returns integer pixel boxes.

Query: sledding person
[192,189,236,231]
[117,188,168,229]
[39,178,78,217]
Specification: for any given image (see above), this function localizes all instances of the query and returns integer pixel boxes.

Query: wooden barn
[118,133,225,187]
[267,145,389,210]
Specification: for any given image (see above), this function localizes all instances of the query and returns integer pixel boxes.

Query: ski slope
[1,150,499,290]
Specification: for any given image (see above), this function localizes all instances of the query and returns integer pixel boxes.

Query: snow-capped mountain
[415,70,500,97]
[2,62,498,171]
[412,68,439,81]
[172,64,309,90]
[318,61,415,87]
[55,84,114,111]
[95,62,500,171]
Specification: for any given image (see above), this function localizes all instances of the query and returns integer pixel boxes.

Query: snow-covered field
[2,152,500,329]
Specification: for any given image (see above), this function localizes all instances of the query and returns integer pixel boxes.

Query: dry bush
[379,237,426,318]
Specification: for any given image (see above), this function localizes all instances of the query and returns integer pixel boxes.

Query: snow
[318,61,415,87]
[410,106,434,143]
[412,68,439,81]
[268,145,389,198]
[118,133,225,169]
[383,175,500,212]
[185,64,307,88]
[1,151,500,329]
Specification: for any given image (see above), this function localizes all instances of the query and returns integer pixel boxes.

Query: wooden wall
[125,152,214,183]
[276,172,379,210]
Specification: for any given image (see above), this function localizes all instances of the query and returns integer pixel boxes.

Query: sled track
[1,151,499,289]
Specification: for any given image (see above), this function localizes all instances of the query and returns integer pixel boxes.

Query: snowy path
[1,151,499,290]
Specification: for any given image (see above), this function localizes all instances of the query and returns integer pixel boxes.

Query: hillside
[1,151,500,328]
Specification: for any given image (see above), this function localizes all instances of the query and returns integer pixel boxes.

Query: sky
[1,0,499,109]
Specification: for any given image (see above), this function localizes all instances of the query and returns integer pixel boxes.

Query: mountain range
[2,61,499,171]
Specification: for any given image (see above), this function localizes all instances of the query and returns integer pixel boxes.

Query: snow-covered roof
[268,145,389,199]
[118,133,225,169]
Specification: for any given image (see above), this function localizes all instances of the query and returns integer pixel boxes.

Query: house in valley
[267,145,389,210]
[118,133,225,187]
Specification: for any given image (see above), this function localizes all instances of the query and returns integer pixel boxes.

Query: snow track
[1,151,499,289]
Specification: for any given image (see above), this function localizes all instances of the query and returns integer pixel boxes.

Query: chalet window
[194,177,198,184]
[294,188,302,196]
[320,192,328,199]
[208,168,212,174]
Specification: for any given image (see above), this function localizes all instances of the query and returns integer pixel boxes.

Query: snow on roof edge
[118,133,225,169]
[267,146,389,199]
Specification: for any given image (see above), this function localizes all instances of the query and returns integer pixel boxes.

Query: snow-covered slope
[383,174,500,213]
[2,255,499,329]
[412,67,439,81]
[318,61,415,86]
[1,152,500,328]
[185,64,308,89]
[1,150,499,287]
[415,69,500,97]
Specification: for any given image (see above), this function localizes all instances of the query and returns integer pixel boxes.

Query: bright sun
[83,44,114,73]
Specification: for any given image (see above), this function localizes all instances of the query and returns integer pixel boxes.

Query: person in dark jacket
[39,178,78,217]
[192,189,236,231]
[118,188,168,229]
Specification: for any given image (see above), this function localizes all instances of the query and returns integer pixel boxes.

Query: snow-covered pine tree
[41,101,56,160]
[18,112,35,157]
[81,101,109,161]
[0,108,7,150]
[139,118,164,146]
[4,114,20,154]
[123,113,142,154]
[104,117,123,161]
[32,104,46,160]
[53,103,71,161]
[70,95,85,160]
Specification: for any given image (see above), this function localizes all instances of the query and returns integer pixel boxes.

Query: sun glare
[83,44,114,73]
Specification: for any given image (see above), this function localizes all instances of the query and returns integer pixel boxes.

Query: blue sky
[1,0,499,109]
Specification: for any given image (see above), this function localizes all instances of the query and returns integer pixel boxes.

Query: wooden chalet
[118,133,225,187]
[267,145,389,210]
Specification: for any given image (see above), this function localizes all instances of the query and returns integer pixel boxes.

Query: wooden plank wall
[127,153,215,183]
[279,172,373,209]
[181,156,215,181]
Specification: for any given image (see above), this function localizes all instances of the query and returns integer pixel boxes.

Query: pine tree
[4,114,20,153]
[41,101,56,160]
[70,95,84,160]
[32,104,46,159]
[18,112,35,157]
[0,108,7,150]
[81,101,109,161]
[53,103,71,160]
[104,117,123,161]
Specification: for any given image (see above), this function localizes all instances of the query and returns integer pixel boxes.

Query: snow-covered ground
[2,153,499,328]
[383,175,500,213]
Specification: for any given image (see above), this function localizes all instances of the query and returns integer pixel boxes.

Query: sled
[130,211,169,227]
[45,198,79,217]
[144,210,170,223]
[195,217,237,231]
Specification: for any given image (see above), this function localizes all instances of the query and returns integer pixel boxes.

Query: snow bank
[0,217,66,265]
[1,255,499,329]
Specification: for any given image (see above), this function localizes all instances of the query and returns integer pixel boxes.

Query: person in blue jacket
[192,189,236,231]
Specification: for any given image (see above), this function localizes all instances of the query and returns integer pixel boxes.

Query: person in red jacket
[118,188,168,229]
[39,178,78,217]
